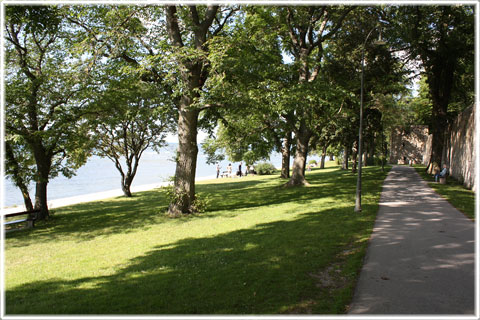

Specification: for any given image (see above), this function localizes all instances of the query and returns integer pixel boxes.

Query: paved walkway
[349,165,475,315]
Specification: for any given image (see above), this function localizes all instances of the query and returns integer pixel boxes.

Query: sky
[165,130,209,143]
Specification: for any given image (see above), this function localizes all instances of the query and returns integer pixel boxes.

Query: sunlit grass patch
[5,162,389,314]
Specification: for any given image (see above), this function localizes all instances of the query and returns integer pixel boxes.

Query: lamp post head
[373,28,386,46]
[373,39,387,46]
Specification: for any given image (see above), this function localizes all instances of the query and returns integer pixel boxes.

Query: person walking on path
[349,165,474,315]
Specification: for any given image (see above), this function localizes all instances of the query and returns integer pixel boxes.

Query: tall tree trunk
[320,145,327,169]
[352,143,358,174]
[381,128,385,172]
[342,145,349,170]
[34,180,48,220]
[31,143,50,220]
[367,134,375,166]
[426,54,455,168]
[121,155,140,198]
[165,5,219,217]
[168,107,199,216]
[5,143,34,211]
[280,133,291,179]
[122,176,133,197]
[285,122,311,186]
[21,186,34,212]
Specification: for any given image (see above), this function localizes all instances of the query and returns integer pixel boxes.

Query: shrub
[308,159,317,166]
[162,177,209,214]
[191,194,210,213]
[255,162,277,175]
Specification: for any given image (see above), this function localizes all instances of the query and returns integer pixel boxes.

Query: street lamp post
[354,26,385,213]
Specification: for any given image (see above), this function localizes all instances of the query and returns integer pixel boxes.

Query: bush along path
[6,164,389,314]
[349,165,474,315]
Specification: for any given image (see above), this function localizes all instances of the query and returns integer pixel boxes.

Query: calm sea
[4,143,323,208]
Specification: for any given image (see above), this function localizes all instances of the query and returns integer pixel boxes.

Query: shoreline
[2,175,216,215]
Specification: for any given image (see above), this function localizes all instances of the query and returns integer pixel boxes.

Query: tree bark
[352,142,358,173]
[367,135,375,166]
[165,5,219,216]
[34,180,49,220]
[122,176,133,197]
[320,145,327,169]
[424,44,455,168]
[342,145,349,170]
[31,142,50,220]
[280,133,291,179]
[168,107,200,216]
[285,121,311,186]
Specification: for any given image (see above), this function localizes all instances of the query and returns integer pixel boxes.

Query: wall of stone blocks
[389,125,430,165]
[389,105,476,191]
[446,106,476,191]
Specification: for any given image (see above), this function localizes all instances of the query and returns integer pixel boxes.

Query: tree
[200,9,294,178]
[207,6,354,184]
[275,6,354,186]
[5,6,93,219]
[319,6,409,173]
[90,74,175,197]
[391,5,475,169]
[163,5,240,216]
[68,5,238,216]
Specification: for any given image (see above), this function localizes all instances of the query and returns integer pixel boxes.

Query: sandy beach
[2,175,216,215]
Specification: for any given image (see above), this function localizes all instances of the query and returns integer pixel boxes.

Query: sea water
[3,143,323,208]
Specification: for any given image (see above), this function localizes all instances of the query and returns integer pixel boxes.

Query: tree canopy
[4,4,475,218]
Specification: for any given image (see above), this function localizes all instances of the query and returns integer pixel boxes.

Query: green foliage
[4,135,35,187]
[162,182,210,214]
[308,160,318,166]
[87,71,175,195]
[5,5,95,211]
[190,194,210,214]
[254,162,277,175]
[201,137,225,165]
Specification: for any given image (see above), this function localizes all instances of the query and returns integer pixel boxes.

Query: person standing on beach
[216,164,221,178]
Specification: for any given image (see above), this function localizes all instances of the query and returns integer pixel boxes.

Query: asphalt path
[349,165,475,315]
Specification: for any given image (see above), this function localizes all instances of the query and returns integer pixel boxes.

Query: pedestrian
[227,163,232,178]
[216,163,221,178]
[238,162,243,177]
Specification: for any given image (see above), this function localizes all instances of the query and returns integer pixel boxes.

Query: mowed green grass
[413,165,475,220]
[5,162,389,314]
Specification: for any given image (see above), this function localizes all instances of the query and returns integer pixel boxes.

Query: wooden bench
[4,209,40,232]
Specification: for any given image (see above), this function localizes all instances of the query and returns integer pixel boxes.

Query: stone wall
[390,105,476,191]
[389,125,429,165]
[445,106,475,191]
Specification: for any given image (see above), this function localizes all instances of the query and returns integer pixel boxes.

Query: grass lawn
[5,162,389,315]
[413,165,475,221]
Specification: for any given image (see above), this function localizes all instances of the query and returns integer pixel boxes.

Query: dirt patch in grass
[283,244,364,314]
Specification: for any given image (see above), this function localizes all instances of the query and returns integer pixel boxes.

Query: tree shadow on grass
[203,167,383,213]
[5,189,171,245]
[5,205,378,315]
[5,167,386,246]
